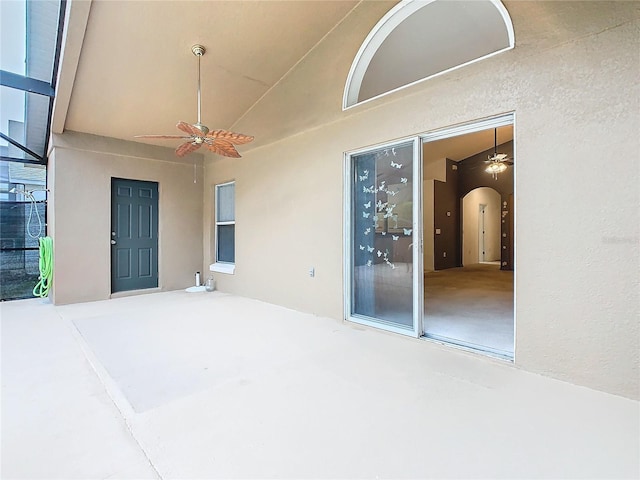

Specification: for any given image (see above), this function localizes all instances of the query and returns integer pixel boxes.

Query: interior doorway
[479,203,487,262]
[421,117,514,357]
[464,188,501,265]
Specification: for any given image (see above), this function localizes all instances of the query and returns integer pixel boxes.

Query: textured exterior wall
[49,132,204,305]
[204,2,639,399]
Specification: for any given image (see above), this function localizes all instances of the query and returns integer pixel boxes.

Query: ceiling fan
[485,127,513,179]
[136,45,254,158]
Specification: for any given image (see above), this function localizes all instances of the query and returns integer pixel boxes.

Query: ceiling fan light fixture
[485,128,510,179]
[485,161,508,175]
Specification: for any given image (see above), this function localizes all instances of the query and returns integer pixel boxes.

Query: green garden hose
[33,236,53,298]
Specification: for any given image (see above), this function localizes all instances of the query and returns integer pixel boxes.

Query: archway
[462,187,501,266]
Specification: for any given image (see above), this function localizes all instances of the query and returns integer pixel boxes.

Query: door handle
[110,240,117,245]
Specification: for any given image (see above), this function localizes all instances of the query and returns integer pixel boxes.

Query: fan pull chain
[193,161,197,184]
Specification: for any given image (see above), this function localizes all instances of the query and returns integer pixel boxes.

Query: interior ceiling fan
[485,127,513,179]
[136,45,254,158]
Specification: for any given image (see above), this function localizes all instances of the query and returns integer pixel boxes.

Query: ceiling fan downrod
[191,44,208,135]
[134,43,254,159]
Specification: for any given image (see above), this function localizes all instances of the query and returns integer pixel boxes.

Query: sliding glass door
[345,138,422,336]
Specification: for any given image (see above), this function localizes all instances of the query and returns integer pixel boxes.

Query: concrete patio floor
[1,291,638,479]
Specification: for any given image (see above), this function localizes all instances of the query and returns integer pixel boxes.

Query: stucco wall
[203,2,639,399]
[49,132,203,305]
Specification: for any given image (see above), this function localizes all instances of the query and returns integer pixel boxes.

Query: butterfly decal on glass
[390,160,402,169]
[359,170,369,181]
[367,246,375,253]
[400,177,408,184]
[378,180,386,191]
[363,212,370,218]
[392,235,399,241]
[366,260,372,267]
[377,200,388,211]
[359,244,365,250]
[387,190,398,196]
[403,228,412,236]
[381,232,387,236]
[363,185,376,194]
[364,201,371,209]
[364,227,371,235]
[377,250,383,257]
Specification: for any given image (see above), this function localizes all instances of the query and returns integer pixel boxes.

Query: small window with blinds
[214,181,235,271]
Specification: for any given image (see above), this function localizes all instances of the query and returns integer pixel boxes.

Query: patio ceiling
[54,0,364,148]
[53,0,519,158]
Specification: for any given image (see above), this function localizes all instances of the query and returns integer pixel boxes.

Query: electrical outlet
[443,252,447,258]
[309,267,315,277]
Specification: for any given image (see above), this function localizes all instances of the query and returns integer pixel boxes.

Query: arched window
[343,0,514,109]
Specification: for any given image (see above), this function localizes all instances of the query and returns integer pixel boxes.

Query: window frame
[342,0,515,110]
[211,180,236,274]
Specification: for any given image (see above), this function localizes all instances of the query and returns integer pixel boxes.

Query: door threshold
[110,287,161,299]
[421,333,514,361]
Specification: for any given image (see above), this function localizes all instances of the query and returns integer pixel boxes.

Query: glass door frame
[343,113,515,346]
[343,136,423,338]
[420,112,516,358]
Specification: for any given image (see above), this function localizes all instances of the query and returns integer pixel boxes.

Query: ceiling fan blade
[176,121,203,136]
[206,129,254,145]
[175,141,202,157]
[134,134,191,139]
[205,139,241,158]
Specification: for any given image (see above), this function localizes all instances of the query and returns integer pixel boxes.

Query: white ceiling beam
[51,0,92,135]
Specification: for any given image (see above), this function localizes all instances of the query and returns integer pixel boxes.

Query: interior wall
[434,160,460,270]
[423,181,434,272]
[422,156,446,272]
[49,132,203,305]
[462,187,501,264]
[203,1,639,399]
